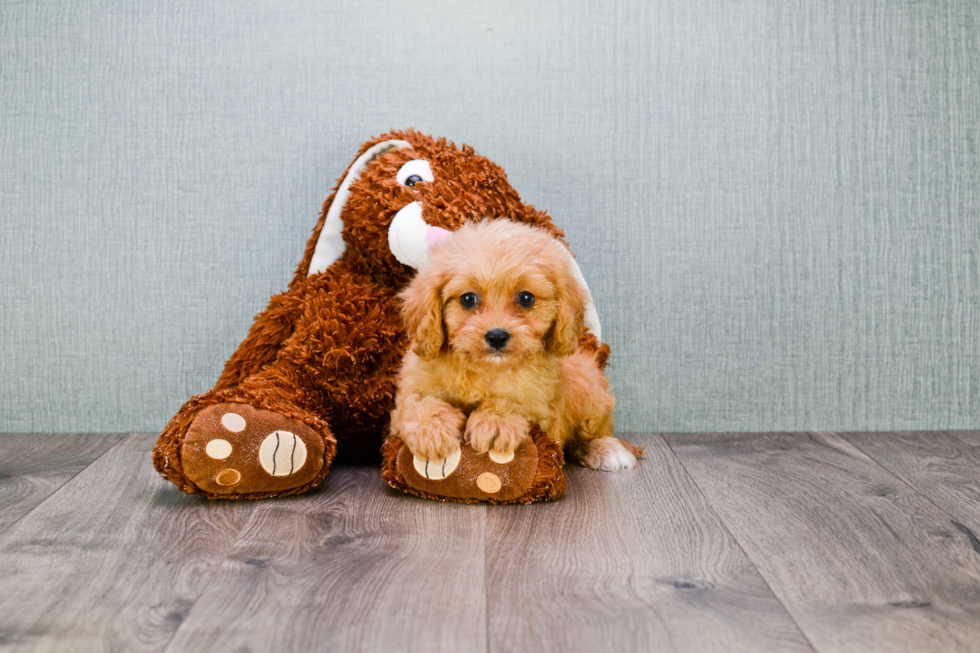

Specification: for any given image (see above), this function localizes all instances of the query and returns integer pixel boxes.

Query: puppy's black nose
[484,329,510,350]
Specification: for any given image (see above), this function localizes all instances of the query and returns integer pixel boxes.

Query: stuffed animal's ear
[294,138,412,285]
[566,256,602,341]
[399,269,446,361]
[547,251,588,357]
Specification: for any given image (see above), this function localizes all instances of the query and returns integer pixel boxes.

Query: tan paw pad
[258,431,308,476]
[412,448,461,480]
[488,449,514,464]
[476,472,502,493]
[215,468,241,486]
[221,412,247,432]
[205,439,233,460]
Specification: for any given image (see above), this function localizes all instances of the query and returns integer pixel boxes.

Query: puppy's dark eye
[405,174,422,188]
[517,291,535,308]
[459,293,478,308]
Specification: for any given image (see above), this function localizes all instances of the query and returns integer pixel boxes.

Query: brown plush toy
[381,426,567,504]
[153,129,605,501]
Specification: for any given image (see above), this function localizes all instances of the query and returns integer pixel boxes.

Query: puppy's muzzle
[484,329,510,350]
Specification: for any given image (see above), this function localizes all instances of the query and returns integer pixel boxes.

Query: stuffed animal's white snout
[387,202,452,270]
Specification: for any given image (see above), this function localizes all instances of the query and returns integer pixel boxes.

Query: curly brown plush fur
[153,130,598,500]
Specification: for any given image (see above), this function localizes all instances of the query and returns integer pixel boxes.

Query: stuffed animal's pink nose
[425,226,452,248]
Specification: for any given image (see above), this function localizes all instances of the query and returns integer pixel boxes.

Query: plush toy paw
[178,403,329,497]
[381,425,567,504]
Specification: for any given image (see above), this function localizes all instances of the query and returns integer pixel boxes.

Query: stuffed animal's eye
[397,160,434,188]
[460,293,478,308]
[517,291,535,308]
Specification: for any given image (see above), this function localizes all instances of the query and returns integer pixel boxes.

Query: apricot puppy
[390,220,639,472]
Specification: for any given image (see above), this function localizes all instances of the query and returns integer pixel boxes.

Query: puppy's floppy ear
[399,268,447,360]
[547,250,588,357]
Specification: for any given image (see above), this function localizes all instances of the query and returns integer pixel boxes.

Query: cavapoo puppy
[390,220,641,472]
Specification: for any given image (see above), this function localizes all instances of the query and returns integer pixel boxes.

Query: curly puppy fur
[153,129,603,499]
[390,220,641,471]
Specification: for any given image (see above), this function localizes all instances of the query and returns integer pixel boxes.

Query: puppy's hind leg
[568,390,646,472]
[573,436,644,472]
[569,404,642,472]
[562,349,644,471]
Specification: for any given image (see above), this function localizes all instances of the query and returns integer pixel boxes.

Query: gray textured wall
[2,0,978,434]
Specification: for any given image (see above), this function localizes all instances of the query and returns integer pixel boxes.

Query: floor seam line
[838,431,980,538]
[658,432,822,653]
[484,504,490,653]
[0,432,128,539]
[159,462,292,652]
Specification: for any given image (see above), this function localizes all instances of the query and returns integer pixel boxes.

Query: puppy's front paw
[393,398,465,461]
[465,410,529,457]
[575,437,638,472]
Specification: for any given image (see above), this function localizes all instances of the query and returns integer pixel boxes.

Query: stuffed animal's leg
[213,286,306,392]
[153,362,336,499]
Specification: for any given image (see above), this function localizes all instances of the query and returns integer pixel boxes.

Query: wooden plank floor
[0,431,977,652]
[0,433,123,535]
[665,432,980,653]
[485,435,812,653]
